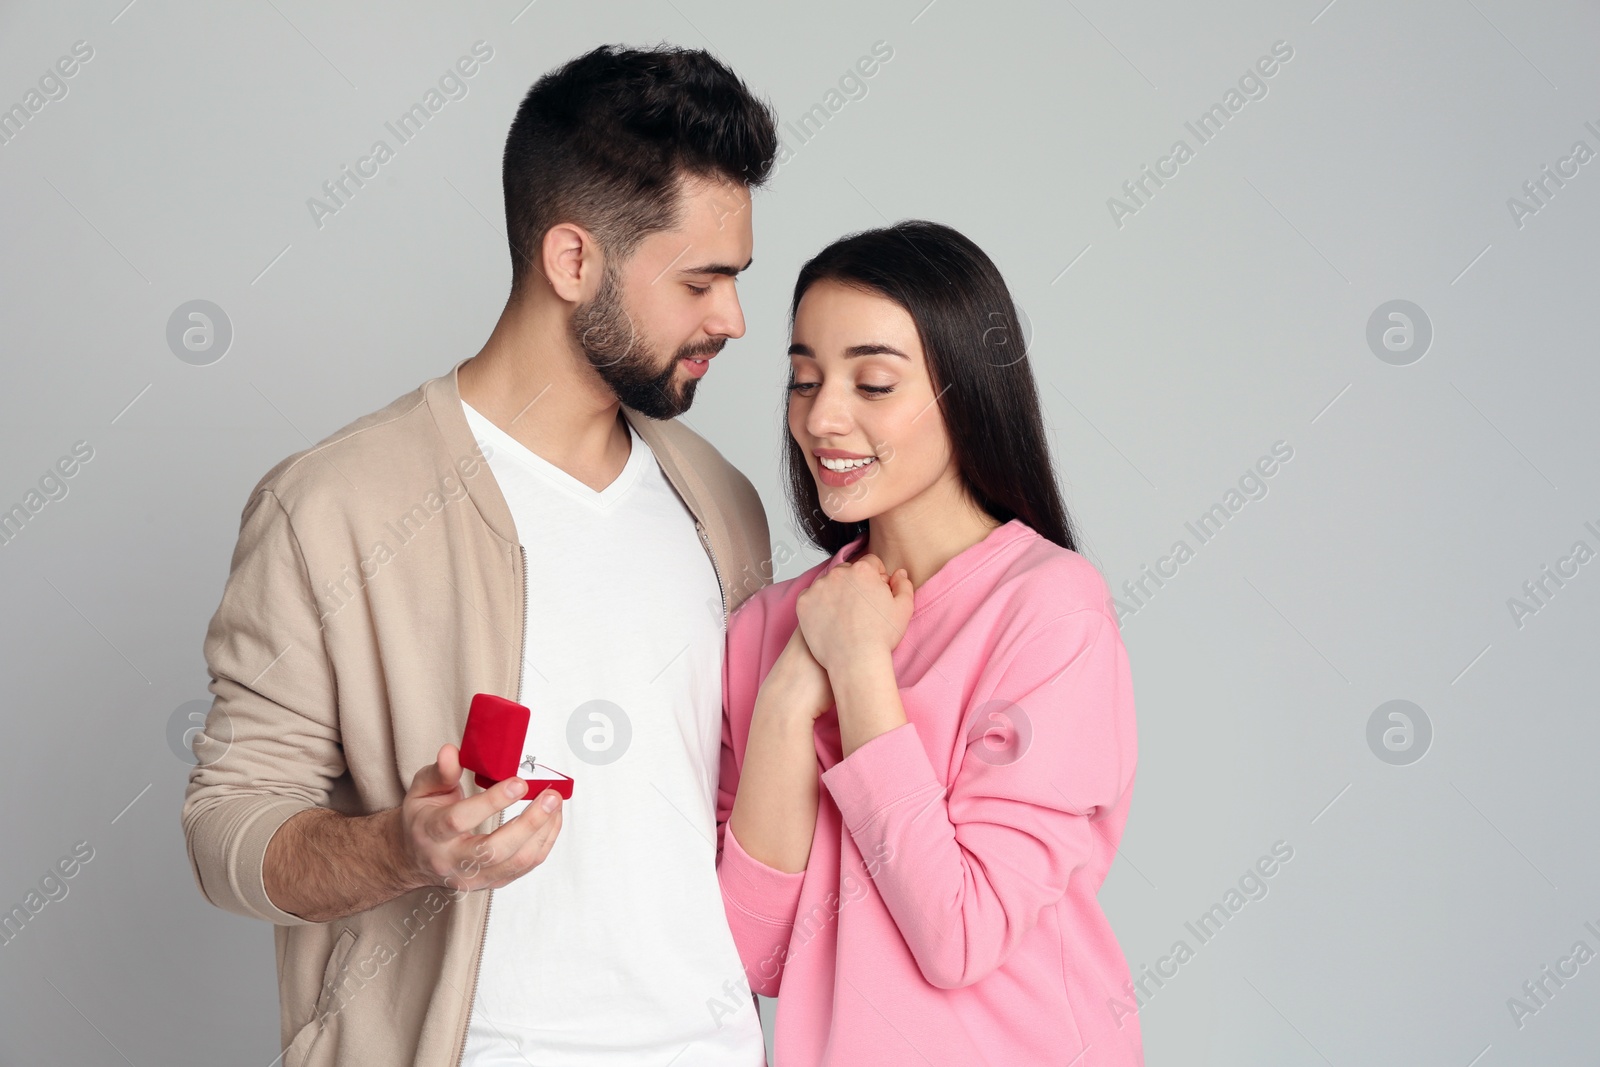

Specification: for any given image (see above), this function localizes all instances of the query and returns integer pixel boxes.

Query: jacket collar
[422,357,721,548]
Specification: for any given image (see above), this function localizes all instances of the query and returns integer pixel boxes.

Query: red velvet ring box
[459,693,575,799]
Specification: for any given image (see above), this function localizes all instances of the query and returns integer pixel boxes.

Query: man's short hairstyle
[501,44,778,299]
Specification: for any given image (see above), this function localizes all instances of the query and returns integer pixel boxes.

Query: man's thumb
[416,743,462,794]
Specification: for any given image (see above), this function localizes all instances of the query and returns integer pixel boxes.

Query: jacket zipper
[697,522,727,623]
[453,543,527,1067]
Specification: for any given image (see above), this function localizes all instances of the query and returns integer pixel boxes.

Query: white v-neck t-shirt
[458,400,765,1066]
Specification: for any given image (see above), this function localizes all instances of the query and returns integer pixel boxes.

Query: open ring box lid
[459,693,575,799]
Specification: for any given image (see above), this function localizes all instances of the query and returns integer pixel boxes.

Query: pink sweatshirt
[716,517,1143,1066]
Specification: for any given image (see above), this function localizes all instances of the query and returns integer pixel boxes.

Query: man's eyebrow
[786,343,910,360]
[680,256,754,277]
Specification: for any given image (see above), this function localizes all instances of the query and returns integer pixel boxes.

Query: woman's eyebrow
[787,343,910,360]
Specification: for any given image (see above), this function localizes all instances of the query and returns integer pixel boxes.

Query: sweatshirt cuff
[188,797,321,926]
[820,722,942,834]
[719,821,806,927]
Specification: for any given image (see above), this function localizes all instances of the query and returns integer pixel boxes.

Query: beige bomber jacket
[181,358,774,1067]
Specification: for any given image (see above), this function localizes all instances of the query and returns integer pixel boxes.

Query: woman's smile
[815,453,879,486]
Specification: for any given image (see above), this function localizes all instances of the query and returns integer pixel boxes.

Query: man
[182,45,780,1066]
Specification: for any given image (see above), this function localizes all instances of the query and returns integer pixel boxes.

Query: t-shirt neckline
[462,399,648,510]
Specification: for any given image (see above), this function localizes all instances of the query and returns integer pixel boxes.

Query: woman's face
[787,279,957,526]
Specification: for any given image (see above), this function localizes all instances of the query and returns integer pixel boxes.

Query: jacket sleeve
[180,488,344,926]
[715,601,806,996]
[818,608,1134,990]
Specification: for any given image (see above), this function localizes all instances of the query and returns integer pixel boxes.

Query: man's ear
[541,222,602,303]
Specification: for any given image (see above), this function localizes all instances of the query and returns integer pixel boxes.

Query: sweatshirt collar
[825,517,1033,616]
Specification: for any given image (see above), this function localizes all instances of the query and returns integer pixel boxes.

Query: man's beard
[570,262,723,419]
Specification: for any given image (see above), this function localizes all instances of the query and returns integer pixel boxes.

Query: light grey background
[2,0,1596,1063]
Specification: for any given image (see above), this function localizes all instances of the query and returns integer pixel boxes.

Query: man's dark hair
[501,44,779,300]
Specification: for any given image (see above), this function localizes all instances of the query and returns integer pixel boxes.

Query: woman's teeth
[819,456,876,471]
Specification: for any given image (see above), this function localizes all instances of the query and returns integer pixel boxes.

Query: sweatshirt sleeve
[818,608,1133,990]
[180,488,345,926]
[715,600,807,996]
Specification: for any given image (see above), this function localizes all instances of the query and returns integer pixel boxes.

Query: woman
[714,220,1142,1065]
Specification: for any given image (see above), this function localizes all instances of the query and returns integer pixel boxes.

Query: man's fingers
[478,789,562,856]
[443,791,562,886]
[505,804,563,874]
[428,777,528,842]
[438,796,562,890]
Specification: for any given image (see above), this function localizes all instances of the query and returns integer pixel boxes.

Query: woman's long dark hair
[783,220,1078,555]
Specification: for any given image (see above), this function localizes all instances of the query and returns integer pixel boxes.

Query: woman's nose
[805,382,854,438]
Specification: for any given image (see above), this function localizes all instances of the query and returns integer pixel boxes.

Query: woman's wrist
[827,647,896,693]
[761,643,830,719]
[831,651,905,757]
[755,674,827,732]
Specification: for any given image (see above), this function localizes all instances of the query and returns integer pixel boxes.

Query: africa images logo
[306,41,494,229]
[1106,40,1295,229]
